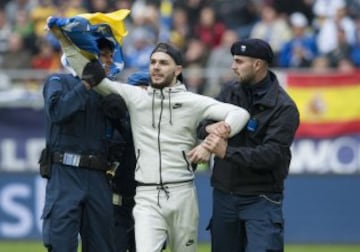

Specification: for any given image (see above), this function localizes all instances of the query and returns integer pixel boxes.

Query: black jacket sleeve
[225,105,299,171]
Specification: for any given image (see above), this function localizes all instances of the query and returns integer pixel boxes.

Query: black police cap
[231,38,274,64]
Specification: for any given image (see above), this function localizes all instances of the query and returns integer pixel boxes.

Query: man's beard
[239,72,256,86]
[151,72,176,89]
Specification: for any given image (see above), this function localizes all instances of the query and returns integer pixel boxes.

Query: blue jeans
[210,188,284,252]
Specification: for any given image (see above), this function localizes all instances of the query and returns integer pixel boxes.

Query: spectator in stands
[206,29,238,96]
[31,37,61,71]
[337,58,357,72]
[350,16,360,66]
[313,0,355,56]
[311,55,331,72]
[211,0,259,39]
[313,0,346,19]
[194,6,226,49]
[0,32,31,69]
[184,63,207,94]
[250,3,292,64]
[13,8,37,53]
[4,0,34,27]
[272,0,314,24]
[159,0,173,39]
[279,12,318,68]
[173,0,208,34]
[123,26,156,72]
[59,0,86,18]
[86,0,111,13]
[113,0,132,10]
[29,0,56,37]
[197,38,299,252]
[13,8,33,38]
[325,25,352,68]
[0,8,11,58]
[144,3,170,42]
[128,0,160,38]
[347,0,360,19]
[184,38,209,67]
[169,7,191,51]
[334,2,356,45]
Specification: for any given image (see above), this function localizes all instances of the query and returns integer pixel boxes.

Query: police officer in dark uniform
[41,38,117,252]
[102,71,149,252]
[198,38,300,252]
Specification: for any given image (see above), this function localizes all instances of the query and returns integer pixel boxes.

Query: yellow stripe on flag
[79,9,130,44]
[288,85,360,123]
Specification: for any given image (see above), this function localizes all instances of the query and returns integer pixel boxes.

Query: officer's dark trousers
[41,164,114,252]
[210,188,284,252]
[113,203,135,252]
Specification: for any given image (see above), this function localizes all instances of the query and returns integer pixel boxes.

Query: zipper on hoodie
[157,90,165,186]
[156,90,170,206]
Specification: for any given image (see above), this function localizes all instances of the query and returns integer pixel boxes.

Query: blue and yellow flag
[48,9,130,79]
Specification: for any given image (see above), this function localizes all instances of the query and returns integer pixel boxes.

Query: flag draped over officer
[48,9,130,79]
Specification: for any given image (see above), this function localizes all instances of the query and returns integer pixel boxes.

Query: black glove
[102,94,127,120]
[82,60,106,87]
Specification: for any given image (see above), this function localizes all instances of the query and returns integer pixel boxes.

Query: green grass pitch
[0,241,360,251]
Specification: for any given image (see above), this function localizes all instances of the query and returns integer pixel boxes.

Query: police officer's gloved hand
[82,60,106,87]
[102,94,127,120]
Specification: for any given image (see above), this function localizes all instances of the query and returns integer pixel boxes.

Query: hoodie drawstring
[168,89,173,125]
[156,185,170,207]
[151,90,156,128]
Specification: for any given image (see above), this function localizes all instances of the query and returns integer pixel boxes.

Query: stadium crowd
[1,0,360,96]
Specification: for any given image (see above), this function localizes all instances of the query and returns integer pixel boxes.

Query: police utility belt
[52,151,109,171]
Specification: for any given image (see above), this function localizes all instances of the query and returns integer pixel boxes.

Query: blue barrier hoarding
[1,173,360,243]
[0,174,45,239]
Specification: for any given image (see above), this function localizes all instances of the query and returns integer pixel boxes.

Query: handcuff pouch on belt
[38,147,52,179]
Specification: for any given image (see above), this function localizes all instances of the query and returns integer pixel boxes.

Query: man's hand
[187,144,211,164]
[82,60,106,87]
[202,133,228,159]
[205,121,231,139]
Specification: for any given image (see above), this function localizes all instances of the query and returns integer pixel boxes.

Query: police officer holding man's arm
[198,38,300,252]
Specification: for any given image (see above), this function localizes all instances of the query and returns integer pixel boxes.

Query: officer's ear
[253,59,266,71]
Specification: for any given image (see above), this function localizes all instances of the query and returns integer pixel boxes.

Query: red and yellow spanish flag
[286,72,360,138]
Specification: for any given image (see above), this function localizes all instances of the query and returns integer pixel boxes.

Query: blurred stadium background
[1,0,360,251]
